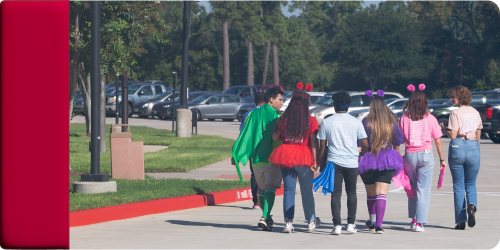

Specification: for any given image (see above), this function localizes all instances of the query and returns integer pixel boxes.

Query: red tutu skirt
[268,144,314,168]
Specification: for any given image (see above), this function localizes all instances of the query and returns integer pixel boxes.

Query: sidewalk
[70,116,500,249]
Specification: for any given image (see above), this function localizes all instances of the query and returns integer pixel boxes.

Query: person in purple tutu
[357,90,405,234]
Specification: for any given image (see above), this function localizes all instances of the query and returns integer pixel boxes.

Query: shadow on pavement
[165,220,263,232]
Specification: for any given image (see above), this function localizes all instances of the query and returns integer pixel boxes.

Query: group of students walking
[231,83,481,234]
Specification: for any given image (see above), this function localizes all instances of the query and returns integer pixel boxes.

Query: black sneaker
[467,205,476,228]
[258,216,267,229]
[366,220,376,232]
[375,226,385,234]
[264,218,274,231]
[455,221,466,230]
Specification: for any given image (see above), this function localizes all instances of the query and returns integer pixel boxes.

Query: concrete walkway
[70,116,500,249]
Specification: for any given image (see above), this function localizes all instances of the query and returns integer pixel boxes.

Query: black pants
[331,163,358,225]
[249,161,258,205]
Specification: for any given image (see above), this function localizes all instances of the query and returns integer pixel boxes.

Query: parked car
[349,98,409,121]
[311,91,404,124]
[222,85,284,102]
[140,80,172,91]
[135,91,182,118]
[105,83,169,117]
[105,80,136,89]
[170,93,252,121]
[280,92,327,112]
[154,92,211,119]
[428,98,449,105]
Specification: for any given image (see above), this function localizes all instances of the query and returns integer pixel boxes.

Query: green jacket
[231,104,279,182]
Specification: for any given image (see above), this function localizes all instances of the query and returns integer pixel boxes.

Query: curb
[70,186,284,227]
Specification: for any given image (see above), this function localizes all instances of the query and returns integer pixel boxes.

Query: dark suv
[426,90,500,143]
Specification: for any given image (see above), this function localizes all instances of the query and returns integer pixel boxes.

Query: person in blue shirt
[239,92,266,209]
[317,90,369,235]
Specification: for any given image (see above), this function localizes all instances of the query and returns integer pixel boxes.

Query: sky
[197,1,382,18]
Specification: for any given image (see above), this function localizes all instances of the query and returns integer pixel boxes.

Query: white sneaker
[347,224,358,233]
[415,224,425,232]
[331,225,342,235]
[410,222,416,230]
[307,217,321,232]
[282,221,294,233]
[252,205,260,209]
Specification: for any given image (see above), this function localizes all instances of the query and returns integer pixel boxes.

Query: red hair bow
[296,82,304,90]
[305,84,313,91]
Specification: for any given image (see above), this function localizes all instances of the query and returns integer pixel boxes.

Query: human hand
[231,157,236,165]
[310,163,317,172]
[440,161,447,169]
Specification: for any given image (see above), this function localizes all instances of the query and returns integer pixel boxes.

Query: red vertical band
[1,1,69,248]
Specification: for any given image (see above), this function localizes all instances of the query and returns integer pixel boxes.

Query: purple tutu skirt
[358,149,404,175]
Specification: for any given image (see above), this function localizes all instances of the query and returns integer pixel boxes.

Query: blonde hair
[364,96,399,156]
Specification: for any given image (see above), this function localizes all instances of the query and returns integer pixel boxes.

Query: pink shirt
[447,106,482,139]
[399,113,442,153]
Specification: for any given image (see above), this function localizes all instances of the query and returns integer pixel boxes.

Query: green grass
[70,176,251,212]
[70,123,235,173]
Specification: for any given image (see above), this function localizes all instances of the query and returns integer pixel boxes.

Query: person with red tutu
[357,90,405,234]
[268,82,321,233]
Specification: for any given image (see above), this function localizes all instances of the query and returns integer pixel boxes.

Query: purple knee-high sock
[367,196,376,224]
[376,194,387,227]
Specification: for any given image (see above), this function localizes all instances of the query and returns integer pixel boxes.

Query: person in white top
[441,85,482,230]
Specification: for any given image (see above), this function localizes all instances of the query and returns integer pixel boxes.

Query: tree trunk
[69,13,81,124]
[262,41,271,85]
[272,41,279,85]
[222,19,230,90]
[245,38,254,86]
[69,60,80,121]
[79,72,91,137]
[100,77,106,153]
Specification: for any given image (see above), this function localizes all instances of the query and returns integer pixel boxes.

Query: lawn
[70,123,235,173]
[70,175,250,212]
[69,123,249,211]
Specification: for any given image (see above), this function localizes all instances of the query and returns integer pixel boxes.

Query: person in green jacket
[232,88,284,231]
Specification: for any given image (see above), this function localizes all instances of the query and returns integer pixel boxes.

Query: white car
[280,92,327,112]
[311,91,404,124]
[349,98,409,121]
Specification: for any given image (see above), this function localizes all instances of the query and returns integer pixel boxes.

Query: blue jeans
[404,150,434,224]
[448,138,480,224]
[280,165,316,223]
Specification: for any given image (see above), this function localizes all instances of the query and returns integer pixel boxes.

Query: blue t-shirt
[317,113,367,168]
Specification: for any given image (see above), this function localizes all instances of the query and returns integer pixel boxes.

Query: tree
[231,2,266,86]
[211,2,237,90]
[333,1,435,90]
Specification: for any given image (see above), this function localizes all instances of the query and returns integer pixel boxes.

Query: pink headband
[407,84,426,92]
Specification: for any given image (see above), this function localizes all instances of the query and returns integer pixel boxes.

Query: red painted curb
[70,186,284,227]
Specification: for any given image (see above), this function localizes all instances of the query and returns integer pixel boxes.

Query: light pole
[81,0,109,182]
[175,1,192,138]
[172,71,177,134]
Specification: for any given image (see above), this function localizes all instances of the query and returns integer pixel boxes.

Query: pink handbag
[392,168,416,198]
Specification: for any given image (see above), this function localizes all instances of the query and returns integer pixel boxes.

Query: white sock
[370,214,376,225]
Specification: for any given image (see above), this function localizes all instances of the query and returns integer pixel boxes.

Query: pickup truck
[426,90,500,143]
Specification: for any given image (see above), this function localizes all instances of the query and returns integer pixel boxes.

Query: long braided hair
[273,83,311,140]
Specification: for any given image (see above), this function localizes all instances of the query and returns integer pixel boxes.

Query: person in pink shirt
[399,84,446,232]
[441,86,482,230]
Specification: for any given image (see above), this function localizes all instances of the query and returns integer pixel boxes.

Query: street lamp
[174,1,192,138]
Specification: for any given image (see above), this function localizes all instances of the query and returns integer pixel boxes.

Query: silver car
[170,93,251,121]
[349,98,409,121]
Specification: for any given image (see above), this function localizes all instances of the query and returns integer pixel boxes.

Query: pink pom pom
[407,84,415,92]
[419,84,426,91]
